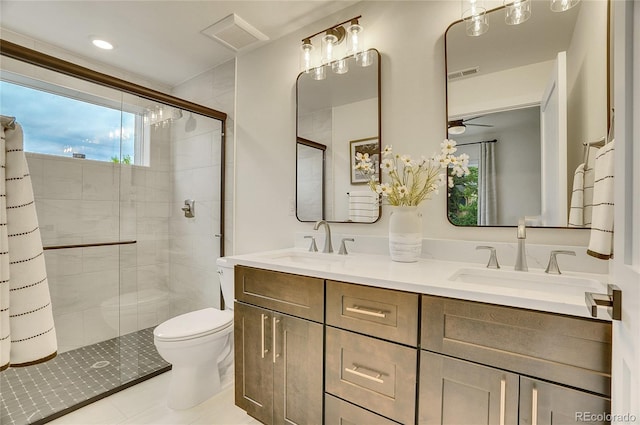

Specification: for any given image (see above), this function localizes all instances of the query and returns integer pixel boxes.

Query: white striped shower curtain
[1,117,57,370]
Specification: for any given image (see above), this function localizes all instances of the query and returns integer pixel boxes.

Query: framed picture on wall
[350,137,379,184]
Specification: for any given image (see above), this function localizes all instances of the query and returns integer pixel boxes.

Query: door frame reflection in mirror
[296,138,326,222]
[296,48,381,223]
[444,1,611,229]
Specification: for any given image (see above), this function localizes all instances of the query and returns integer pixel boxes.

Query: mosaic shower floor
[0,327,170,425]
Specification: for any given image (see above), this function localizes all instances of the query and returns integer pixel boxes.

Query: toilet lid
[153,308,233,341]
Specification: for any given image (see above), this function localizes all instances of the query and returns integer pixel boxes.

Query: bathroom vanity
[229,249,612,425]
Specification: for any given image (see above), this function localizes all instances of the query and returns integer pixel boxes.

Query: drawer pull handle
[344,364,384,384]
[345,305,387,318]
[531,387,538,425]
[499,378,506,425]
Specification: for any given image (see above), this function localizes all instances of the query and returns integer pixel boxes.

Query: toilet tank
[216,257,235,310]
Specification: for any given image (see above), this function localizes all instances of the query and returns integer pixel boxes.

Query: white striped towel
[583,164,595,227]
[348,191,378,222]
[587,140,615,260]
[1,121,57,370]
[568,163,585,227]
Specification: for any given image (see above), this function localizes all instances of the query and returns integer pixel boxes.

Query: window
[0,79,141,164]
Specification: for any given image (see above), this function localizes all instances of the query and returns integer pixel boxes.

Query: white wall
[566,0,609,197]
[234,0,591,255]
[448,60,553,118]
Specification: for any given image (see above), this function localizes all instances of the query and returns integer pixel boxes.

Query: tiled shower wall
[170,59,235,315]
[28,123,173,353]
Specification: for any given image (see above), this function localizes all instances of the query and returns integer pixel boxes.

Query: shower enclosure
[0,41,227,424]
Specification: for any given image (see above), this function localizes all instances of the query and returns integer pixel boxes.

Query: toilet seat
[154,308,233,342]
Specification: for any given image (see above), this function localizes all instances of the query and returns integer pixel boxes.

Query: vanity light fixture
[504,0,531,25]
[461,0,488,36]
[298,15,365,78]
[550,0,580,12]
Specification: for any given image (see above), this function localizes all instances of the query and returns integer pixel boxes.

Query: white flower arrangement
[355,140,470,207]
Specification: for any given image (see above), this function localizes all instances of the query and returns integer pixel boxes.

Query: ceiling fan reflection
[447,116,493,135]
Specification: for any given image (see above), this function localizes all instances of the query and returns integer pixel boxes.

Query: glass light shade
[346,21,364,56]
[311,66,326,81]
[300,40,314,73]
[321,31,339,64]
[332,58,349,74]
[550,0,579,12]
[357,49,375,67]
[462,0,488,36]
[504,0,531,25]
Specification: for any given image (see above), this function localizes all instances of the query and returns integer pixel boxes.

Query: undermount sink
[448,267,605,295]
[258,251,345,265]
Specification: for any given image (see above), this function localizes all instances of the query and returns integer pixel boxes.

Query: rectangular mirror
[445,1,610,227]
[296,48,381,223]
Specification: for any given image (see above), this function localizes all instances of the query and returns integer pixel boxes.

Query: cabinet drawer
[421,295,612,396]
[235,266,324,322]
[325,394,400,425]
[326,280,419,346]
[326,327,417,425]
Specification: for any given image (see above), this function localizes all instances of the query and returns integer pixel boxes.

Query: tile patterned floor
[0,328,169,425]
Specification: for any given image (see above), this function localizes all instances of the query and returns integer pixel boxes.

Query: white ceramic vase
[388,205,423,262]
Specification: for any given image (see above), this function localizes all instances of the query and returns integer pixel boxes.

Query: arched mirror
[296,48,381,223]
[445,1,610,228]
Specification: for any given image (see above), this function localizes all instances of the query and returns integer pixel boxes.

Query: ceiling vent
[447,66,480,81]
[201,13,269,52]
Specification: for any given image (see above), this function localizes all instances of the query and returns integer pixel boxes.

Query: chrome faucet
[514,218,528,272]
[545,250,576,274]
[313,220,333,253]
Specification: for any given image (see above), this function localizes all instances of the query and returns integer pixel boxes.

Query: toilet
[153,259,235,410]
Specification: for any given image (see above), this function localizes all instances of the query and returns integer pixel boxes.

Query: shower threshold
[0,327,170,425]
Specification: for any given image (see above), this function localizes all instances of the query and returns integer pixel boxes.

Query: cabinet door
[419,351,519,425]
[519,377,610,425]
[234,302,274,424]
[273,312,323,425]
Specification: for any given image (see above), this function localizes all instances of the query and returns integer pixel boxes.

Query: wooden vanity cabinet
[234,266,324,425]
[419,295,612,425]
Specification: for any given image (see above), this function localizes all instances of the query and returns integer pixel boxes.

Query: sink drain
[90,360,110,369]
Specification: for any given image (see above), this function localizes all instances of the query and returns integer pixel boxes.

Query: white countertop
[220,248,611,320]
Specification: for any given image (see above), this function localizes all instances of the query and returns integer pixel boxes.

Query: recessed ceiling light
[91,38,114,50]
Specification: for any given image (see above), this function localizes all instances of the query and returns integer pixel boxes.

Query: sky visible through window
[0,80,136,162]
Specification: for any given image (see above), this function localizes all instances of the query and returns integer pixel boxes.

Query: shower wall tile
[82,245,119,273]
[41,159,83,200]
[82,162,119,201]
[53,311,84,353]
[44,250,83,277]
[83,308,118,346]
[173,132,214,172]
